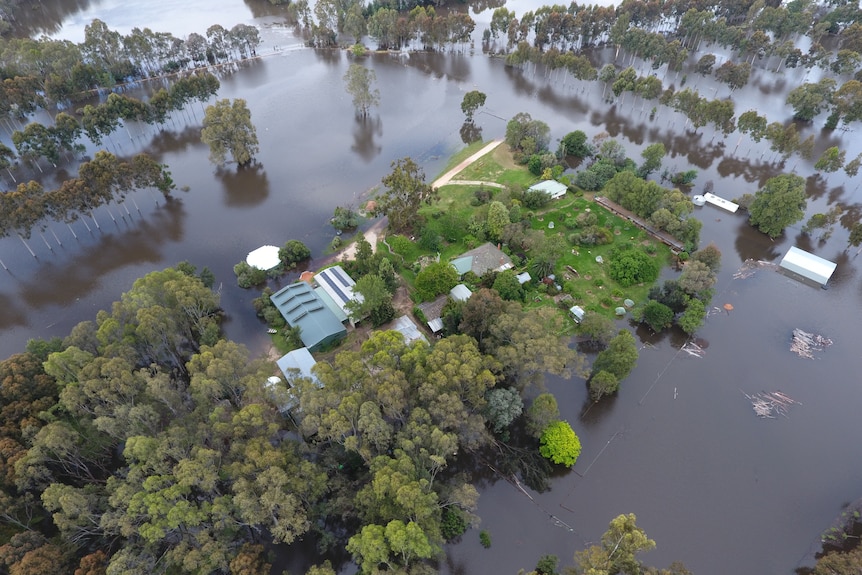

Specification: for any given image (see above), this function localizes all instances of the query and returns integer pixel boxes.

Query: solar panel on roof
[319,271,349,303]
[330,267,352,287]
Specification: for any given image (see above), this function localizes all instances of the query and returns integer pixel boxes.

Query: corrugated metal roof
[450,284,472,302]
[271,282,346,350]
[529,180,567,199]
[276,347,319,384]
[391,315,428,344]
[450,256,473,276]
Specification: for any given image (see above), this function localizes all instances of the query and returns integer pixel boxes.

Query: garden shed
[779,246,836,286]
[569,305,585,323]
[529,180,568,199]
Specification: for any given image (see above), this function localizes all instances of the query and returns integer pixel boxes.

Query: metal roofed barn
[270,282,347,351]
[779,246,837,287]
[529,180,568,199]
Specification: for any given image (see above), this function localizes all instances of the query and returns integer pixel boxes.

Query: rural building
[271,282,347,351]
[450,243,513,277]
[449,284,472,302]
[529,180,568,199]
[315,265,361,320]
[276,347,319,385]
[391,315,429,344]
[779,246,837,286]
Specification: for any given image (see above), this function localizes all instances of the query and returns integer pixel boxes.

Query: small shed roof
[529,180,568,199]
[276,347,319,384]
[450,284,472,302]
[516,272,532,285]
[391,315,429,344]
[450,256,473,276]
[427,318,443,333]
[779,246,836,285]
[569,305,585,322]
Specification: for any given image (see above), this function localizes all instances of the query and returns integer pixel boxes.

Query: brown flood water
[2,2,862,574]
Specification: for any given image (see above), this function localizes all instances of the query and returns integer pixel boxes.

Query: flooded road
[2,2,862,574]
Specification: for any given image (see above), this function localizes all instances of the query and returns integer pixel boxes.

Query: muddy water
[2,3,862,574]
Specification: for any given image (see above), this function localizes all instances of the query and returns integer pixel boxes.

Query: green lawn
[433,139,489,179]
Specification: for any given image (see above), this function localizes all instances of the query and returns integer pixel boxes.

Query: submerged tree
[748,173,807,238]
[201,98,259,166]
[343,64,380,118]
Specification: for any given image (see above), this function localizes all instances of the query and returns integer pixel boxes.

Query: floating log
[681,341,705,358]
[733,259,778,280]
[790,328,833,359]
[742,390,801,419]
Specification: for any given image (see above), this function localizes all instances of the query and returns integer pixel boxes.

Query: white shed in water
[779,246,837,286]
[703,193,739,213]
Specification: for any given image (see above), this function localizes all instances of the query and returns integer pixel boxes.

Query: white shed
[529,180,568,199]
[569,305,585,323]
[779,246,837,286]
[450,284,473,302]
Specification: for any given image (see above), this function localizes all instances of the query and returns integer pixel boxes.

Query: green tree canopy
[591,330,638,381]
[414,261,458,302]
[748,173,807,238]
[461,90,486,121]
[372,157,437,233]
[538,421,581,467]
[200,98,259,166]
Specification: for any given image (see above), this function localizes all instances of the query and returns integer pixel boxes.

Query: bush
[593,278,604,287]
[641,300,674,332]
[479,530,492,548]
[441,509,467,541]
[329,236,343,251]
[528,154,544,176]
[473,187,493,205]
[234,261,268,289]
[523,189,551,209]
[280,239,311,268]
[536,555,559,575]
[611,288,624,298]
[387,235,412,256]
[414,261,459,302]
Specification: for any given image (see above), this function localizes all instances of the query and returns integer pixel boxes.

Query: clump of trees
[588,330,638,401]
[744,173,808,238]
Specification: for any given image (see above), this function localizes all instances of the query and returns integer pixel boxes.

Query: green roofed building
[271,282,347,351]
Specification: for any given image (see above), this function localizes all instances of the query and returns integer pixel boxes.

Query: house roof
[271,282,347,350]
[779,246,837,285]
[276,347,319,384]
[315,265,361,317]
[529,180,568,199]
[450,284,472,302]
[451,256,473,276]
[452,243,513,277]
[391,315,429,344]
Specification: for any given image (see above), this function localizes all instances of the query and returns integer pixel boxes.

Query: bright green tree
[486,200,510,241]
[200,98,259,166]
[539,421,581,467]
[748,173,807,238]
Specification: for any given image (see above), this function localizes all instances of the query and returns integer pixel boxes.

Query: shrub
[279,239,311,268]
[600,296,615,308]
[536,555,560,575]
[523,189,551,209]
[611,288,624,298]
[593,278,604,287]
[414,261,459,302]
[473,187,493,204]
[641,300,674,331]
[329,236,343,251]
[441,509,467,541]
[386,234,410,254]
[234,261,267,289]
[480,530,492,548]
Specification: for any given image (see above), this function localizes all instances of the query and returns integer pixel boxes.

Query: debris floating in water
[733,259,778,280]
[723,303,734,311]
[790,328,833,359]
[743,390,801,419]
[681,341,705,358]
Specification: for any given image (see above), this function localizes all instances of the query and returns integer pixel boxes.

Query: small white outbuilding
[779,246,837,286]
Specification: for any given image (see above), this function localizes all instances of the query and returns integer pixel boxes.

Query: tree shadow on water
[351,115,382,163]
[218,162,270,207]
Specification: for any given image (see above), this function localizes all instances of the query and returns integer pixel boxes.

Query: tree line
[0,19,258,110]
[0,151,174,265]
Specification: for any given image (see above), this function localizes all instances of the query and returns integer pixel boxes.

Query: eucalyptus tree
[12,123,58,171]
[78,104,120,146]
[735,109,767,153]
[201,98,260,166]
[229,23,261,57]
[343,64,380,118]
[52,113,85,159]
[786,78,836,121]
[0,141,16,183]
